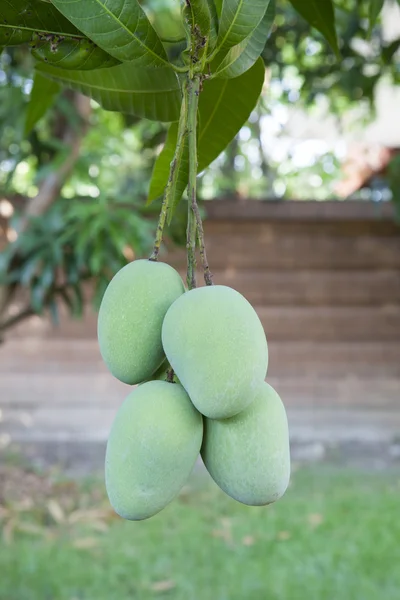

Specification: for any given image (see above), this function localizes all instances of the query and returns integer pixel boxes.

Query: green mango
[201,382,290,506]
[105,381,203,521]
[98,260,185,384]
[162,285,268,419]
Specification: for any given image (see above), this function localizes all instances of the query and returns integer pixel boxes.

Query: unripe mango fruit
[201,382,290,506]
[162,285,268,419]
[105,381,203,520]
[98,260,185,384]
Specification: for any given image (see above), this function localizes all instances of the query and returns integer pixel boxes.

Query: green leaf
[197,57,264,172]
[212,0,275,79]
[20,256,41,286]
[31,35,119,70]
[31,283,46,313]
[24,72,60,135]
[147,57,265,206]
[216,0,268,52]
[0,0,119,69]
[214,0,223,17]
[36,62,182,122]
[0,0,79,46]
[369,0,385,35]
[288,0,340,57]
[183,0,215,53]
[206,0,219,50]
[51,0,169,67]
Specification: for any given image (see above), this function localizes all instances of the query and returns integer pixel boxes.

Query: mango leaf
[368,0,385,35]
[24,72,60,135]
[31,35,119,70]
[206,0,219,51]
[197,57,265,171]
[212,0,275,79]
[288,0,340,57]
[0,0,79,45]
[36,62,181,122]
[147,58,265,206]
[216,0,268,52]
[184,0,211,38]
[183,0,216,53]
[51,0,169,67]
[214,0,223,17]
[0,0,119,69]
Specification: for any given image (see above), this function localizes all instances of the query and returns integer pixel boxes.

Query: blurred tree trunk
[19,92,91,229]
[0,92,91,339]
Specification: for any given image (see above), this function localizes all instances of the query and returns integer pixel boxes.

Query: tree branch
[0,306,35,341]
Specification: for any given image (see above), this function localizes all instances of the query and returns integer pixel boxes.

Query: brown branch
[0,306,35,340]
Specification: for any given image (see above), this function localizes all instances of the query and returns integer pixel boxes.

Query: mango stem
[186,75,213,287]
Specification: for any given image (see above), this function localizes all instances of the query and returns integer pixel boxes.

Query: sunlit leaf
[51,0,169,67]
[216,0,268,52]
[212,0,275,79]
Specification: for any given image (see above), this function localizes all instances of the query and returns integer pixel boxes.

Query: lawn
[0,463,399,600]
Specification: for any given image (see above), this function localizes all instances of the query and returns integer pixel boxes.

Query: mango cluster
[98,260,290,521]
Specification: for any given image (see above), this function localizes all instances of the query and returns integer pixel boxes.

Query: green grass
[0,466,399,600]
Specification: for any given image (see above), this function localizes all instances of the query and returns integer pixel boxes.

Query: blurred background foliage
[0,0,399,337]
